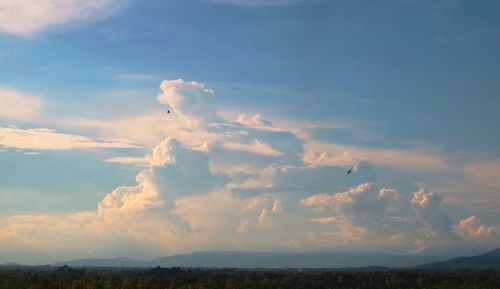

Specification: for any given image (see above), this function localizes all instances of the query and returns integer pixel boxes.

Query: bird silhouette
[347,168,353,175]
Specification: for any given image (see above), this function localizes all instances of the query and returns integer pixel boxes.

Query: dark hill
[417,248,500,270]
[482,248,500,257]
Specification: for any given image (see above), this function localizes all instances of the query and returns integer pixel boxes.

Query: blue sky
[0,0,499,264]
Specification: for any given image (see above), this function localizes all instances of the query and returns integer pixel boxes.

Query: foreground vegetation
[0,266,499,289]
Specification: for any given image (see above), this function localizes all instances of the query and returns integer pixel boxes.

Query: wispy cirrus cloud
[0,0,127,36]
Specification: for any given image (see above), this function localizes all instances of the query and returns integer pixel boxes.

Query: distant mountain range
[0,262,20,267]
[54,257,145,268]
[417,248,500,270]
[1,249,496,269]
[54,251,451,268]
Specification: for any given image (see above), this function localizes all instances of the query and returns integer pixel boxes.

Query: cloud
[0,79,304,260]
[97,169,162,215]
[310,216,342,225]
[456,215,500,244]
[173,192,283,246]
[100,138,226,215]
[157,79,219,124]
[0,211,180,261]
[105,156,149,166]
[411,188,452,233]
[69,108,450,176]
[430,159,500,213]
[0,86,43,120]
[464,160,500,191]
[235,114,273,127]
[0,133,287,261]
[206,0,320,7]
[0,136,231,260]
[2,78,499,261]
[0,127,138,151]
[65,113,218,148]
[409,188,462,252]
[68,79,302,168]
[221,139,283,157]
[303,141,450,172]
[0,0,126,36]
[320,224,370,242]
[301,184,474,251]
[301,183,403,221]
[300,183,413,248]
[144,138,227,197]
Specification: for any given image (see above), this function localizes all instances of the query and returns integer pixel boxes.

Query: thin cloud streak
[0,127,139,151]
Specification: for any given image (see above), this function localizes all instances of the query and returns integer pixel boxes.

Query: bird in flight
[347,168,353,175]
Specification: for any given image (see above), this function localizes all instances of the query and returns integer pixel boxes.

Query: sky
[0,0,499,264]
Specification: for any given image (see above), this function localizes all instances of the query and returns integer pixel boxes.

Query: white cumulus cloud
[411,188,452,233]
[456,215,500,244]
[301,183,410,248]
[301,183,403,220]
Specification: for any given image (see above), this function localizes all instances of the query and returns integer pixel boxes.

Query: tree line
[0,266,499,289]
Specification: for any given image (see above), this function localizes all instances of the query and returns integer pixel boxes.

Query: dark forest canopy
[0,266,499,289]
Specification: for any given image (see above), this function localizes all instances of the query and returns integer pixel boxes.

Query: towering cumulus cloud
[0,79,292,261]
